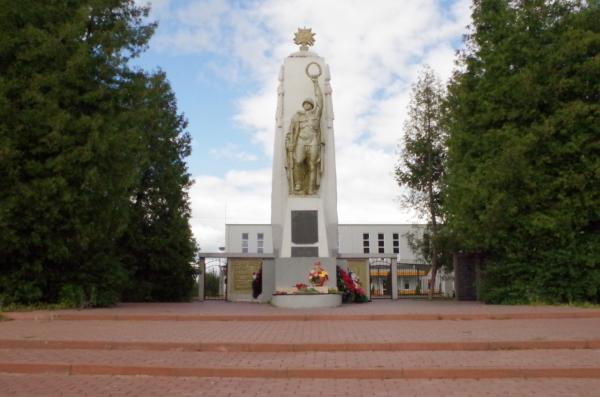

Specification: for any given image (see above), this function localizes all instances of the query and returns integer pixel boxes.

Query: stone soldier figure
[286,62,324,195]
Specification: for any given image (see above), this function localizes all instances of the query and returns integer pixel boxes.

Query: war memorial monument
[200,29,451,306]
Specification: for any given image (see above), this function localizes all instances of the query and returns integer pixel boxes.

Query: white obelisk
[271,28,338,262]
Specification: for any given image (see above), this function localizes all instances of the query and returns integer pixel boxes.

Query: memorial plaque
[291,210,318,244]
[230,260,262,293]
[291,246,319,257]
[348,260,368,289]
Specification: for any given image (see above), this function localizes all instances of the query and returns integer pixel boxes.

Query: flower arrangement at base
[336,266,368,303]
[308,261,328,287]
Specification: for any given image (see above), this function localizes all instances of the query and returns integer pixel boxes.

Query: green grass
[0,302,76,313]
[523,299,600,309]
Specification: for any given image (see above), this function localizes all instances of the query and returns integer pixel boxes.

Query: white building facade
[221,223,454,301]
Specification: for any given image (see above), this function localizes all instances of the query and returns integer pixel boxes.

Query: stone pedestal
[274,257,336,290]
[271,293,341,309]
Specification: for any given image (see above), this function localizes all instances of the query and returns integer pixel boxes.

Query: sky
[133,0,472,252]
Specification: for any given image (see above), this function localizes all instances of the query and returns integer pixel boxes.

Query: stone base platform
[271,293,342,309]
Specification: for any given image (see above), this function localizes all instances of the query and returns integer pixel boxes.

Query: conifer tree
[118,72,197,302]
[444,0,599,303]
[0,1,197,306]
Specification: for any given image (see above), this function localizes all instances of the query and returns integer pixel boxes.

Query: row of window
[363,233,399,254]
[238,232,400,254]
[241,233,264,254]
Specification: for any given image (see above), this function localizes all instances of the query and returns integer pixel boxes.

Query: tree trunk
[426,109,438,300]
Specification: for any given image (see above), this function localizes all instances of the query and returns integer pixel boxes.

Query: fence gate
[204,259,227,300]
[369,258,392,299]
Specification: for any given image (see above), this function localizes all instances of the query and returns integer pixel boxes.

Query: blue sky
[133,0,472,250]
[133,45,270,176]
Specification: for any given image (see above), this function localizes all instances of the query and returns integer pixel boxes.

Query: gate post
[198,257,205,301]
[391,257,398,300]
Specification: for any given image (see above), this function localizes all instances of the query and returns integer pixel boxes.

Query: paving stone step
[2,361,599,379]
[1,348,599,370]
[1,318,598,345]
[2,373,599,397]
[0,348,599,379]
[7,300,600,323]
[1,338,599,352]
[7,311,600,321]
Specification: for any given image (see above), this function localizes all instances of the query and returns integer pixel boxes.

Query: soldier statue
[285,62,324,195]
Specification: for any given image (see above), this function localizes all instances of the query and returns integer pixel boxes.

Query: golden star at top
[294,27,316,51]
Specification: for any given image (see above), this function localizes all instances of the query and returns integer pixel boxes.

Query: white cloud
[209,143,258,162]
[190,169,271,251]
[152,0,471,250]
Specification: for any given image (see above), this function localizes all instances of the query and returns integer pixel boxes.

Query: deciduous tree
[395,67,447,299]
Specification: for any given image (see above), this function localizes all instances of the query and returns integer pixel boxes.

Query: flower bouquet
[336,266,368,303]
[308,261,328,287]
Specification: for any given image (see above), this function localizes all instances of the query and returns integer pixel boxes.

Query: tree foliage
[118,72,197,302]
[444,0,600,303]
[395,67,449,297]
[0,1,197,306]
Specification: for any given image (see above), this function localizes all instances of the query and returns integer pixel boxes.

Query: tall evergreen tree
[395,67,448,298]
[118,71,197,302]
[444,0,600,303]
[0,1,196,306]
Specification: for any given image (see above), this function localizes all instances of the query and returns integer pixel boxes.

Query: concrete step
[0,348,599,379]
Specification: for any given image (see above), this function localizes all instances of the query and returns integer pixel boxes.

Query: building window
[241,233,249,253]
[393,233,399,254]
[378,233,384,254]
[363,233,369,254]
[257,232,264,254]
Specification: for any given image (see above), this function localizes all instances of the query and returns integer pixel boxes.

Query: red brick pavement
[6,300,600,321]
[2,301,600,395]
[1,318,599,344]
[1,374,600,397]
[1,348,600,370]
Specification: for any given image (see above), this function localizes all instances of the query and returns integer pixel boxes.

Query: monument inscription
[291,247,319,257]
[291,210,318,244]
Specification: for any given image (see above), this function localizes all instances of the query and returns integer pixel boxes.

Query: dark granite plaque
[291,246,319,257]
[291,210,318,244]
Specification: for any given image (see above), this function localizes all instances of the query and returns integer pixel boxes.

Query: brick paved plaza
[1,300,600,396]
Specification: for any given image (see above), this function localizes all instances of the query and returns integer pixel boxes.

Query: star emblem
[294,27,316,51]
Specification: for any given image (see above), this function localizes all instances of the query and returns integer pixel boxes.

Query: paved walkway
[1,318,599,344]
[7,299,600,319]
[2,374,599,397]
[1,300,600,396]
